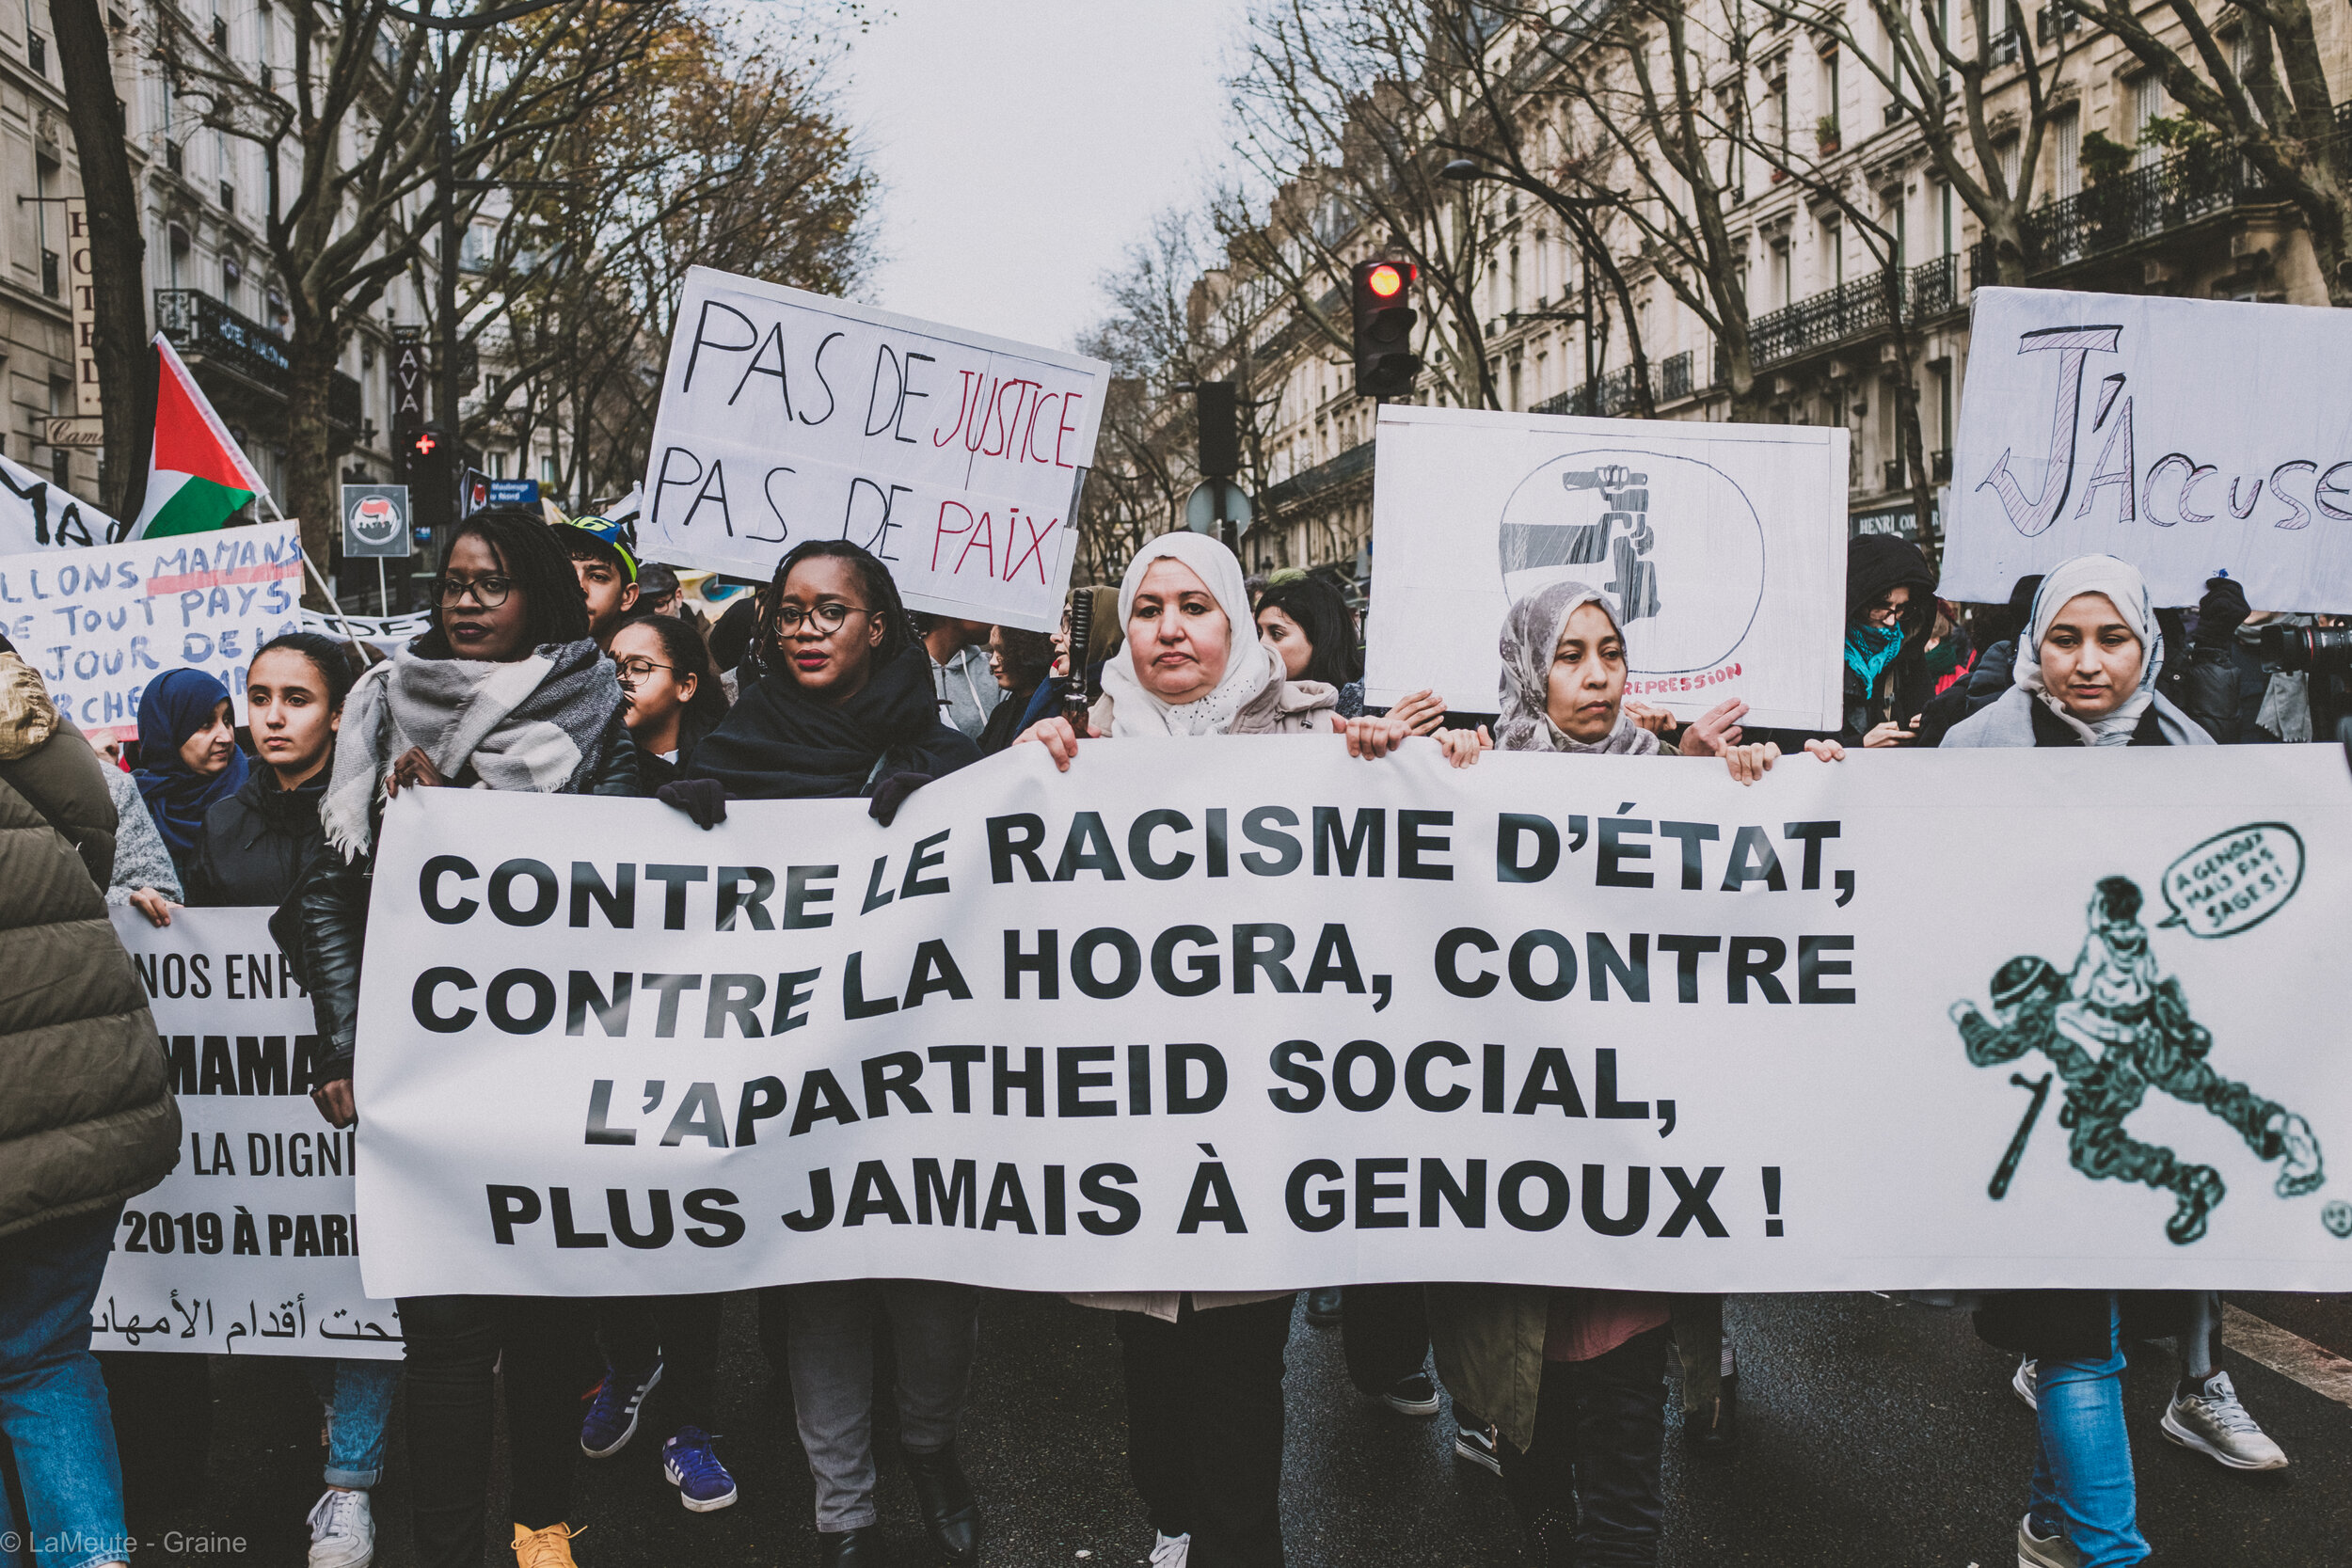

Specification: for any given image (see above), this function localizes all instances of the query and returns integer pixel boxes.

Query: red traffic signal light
[411,429,439,457]
[1350,259,1421,400]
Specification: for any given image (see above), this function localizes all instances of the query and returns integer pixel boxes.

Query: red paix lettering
[928,502,1063,583]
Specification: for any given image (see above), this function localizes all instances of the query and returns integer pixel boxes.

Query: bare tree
[1222,0,1506,411]
[1756,0,2085,286]
[49,0,151,521]
[2067,0,2352,303]
[155,0,676,576]
[459,8,874,507]
[1073,209,1219,581]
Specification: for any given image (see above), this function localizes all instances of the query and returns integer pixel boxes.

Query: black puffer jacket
[289,708,641,1083]
[192,768,327,907]
[0,663,180,1238]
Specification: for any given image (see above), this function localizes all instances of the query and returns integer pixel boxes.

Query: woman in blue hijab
[133,668,247,877]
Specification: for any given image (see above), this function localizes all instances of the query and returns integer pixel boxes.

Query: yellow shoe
[512,1522,583,1568]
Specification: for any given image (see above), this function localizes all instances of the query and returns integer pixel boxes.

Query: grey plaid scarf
[322,639,622,859]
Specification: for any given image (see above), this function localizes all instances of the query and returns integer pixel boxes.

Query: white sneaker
[307,1487,375,1568]
[2011,1356,2038,1411]
[1149,1529,1191,1566]
[2163,1370,2288,1470]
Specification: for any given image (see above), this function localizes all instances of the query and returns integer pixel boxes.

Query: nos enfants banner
[637,267,1108,632]
[1947,286,2352,610]
[354,742,2352,1300]
[98,909,401,1358]
[0,519,301,739]
[1363,405,1848,732]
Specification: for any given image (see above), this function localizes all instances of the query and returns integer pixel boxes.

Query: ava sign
[639,267,1108,632]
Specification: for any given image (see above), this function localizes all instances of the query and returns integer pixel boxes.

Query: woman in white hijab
[1942,554,2213,748]
[1014,532,1406,1568]
[1021,531,1407,762]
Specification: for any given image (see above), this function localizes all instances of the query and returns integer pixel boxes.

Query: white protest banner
[638,266,1108,631]
[98,908,401,1358]
[0,451,127,555]
[354,741,2352,1299]
[1948,286,2352,610]
[1363,405,1847,730]
[301,605,429,657]
[0,520,301,739]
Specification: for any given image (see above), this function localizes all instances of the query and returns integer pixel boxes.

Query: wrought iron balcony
[1749,252,1963,372]
[155,289,364,433]
[1965,116,2352,284]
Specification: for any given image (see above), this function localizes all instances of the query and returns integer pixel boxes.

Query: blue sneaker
[580,1360,662,1458]
[662,1426,739,1512]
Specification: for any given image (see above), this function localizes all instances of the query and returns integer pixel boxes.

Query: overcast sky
[837,0,1248,353]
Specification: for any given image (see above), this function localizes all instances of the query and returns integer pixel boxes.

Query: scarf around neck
[1844,623,1902,692]
[135,668,249,863]
[1099,531,1278,736]
[2013,554,2159,748]
[688,643,945,800]
[1495,580,1661,755]
[322,639,620,859]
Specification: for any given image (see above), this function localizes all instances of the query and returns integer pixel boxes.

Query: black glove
[657,777,728,829]
[868,771,934,827]
[2194,576,2250,645]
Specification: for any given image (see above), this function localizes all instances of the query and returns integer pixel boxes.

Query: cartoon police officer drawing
[1949,876,2325,1244]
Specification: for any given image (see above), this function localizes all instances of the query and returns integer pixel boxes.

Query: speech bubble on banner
[2157,822,2305,936]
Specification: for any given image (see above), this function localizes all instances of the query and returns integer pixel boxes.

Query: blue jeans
[2028,1293,2151,1567]
[0,1205,134,1568]
[305,1358,401,1488]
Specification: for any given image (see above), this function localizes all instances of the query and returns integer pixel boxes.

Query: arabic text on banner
[100,907,402,1358]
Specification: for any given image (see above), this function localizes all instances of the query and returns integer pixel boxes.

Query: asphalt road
[113,1290,2352,1567]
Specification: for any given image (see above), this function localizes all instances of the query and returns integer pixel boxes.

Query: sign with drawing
[638,267,1109,632]
[1364,405,1848,731]
[1947,287,2352,610]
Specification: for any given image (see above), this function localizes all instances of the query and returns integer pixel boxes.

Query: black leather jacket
[289,710,642,1081]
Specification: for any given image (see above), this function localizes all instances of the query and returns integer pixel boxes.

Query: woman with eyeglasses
[286,505,640,1568]
[671,539,983,1568]
[611,612,730,792]
[1837,534,1940,749]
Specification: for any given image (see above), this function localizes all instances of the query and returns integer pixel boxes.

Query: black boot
[902,1442,981,1564]
[819,1526,888,1566]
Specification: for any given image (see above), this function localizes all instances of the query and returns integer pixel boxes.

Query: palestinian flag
[132,334,271,538]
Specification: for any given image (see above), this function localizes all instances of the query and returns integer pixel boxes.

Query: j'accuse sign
[354,741,2352,1299]
[1947,286,2352,610]
[638,267,1108,631]
[98,909,401,1358]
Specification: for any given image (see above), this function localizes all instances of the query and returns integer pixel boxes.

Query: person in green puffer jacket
[0,640,180,1568]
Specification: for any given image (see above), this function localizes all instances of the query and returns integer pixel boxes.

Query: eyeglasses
[438,574,513,609]
[1864,595,1908,625]
[775,602,868,634]
[612,656,673,683]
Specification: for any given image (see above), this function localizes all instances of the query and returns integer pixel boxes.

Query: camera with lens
[2237,621,2352,674]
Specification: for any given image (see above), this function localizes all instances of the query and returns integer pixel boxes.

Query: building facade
[1134,1,2347,591]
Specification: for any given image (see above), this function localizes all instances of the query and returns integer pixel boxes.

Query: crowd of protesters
[0,493,2344,1568]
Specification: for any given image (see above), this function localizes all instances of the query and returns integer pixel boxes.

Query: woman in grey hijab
[1440,578,1838,780]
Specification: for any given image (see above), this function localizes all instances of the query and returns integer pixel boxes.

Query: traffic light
[1351,259,1421,400]
[404,425,454,539]
[1195,381,1239,479]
